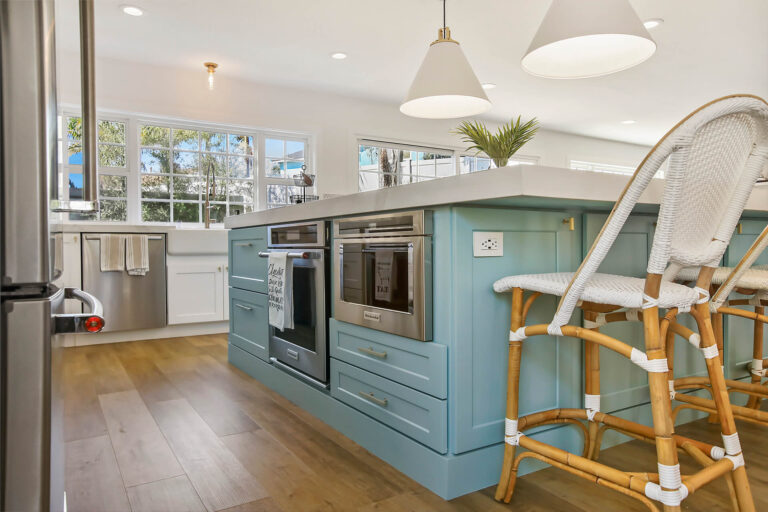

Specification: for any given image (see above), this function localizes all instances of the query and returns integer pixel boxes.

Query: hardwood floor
[63,335,768,511]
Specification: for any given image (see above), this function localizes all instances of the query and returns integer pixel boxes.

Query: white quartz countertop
[61,223,229,233]
[225,165,768,228]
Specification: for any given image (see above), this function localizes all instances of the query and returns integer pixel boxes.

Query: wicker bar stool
[493,95,768,512]
[668,227,768,426]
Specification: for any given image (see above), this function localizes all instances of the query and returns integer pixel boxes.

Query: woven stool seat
[494,272,701,310]
[677,266,768,289]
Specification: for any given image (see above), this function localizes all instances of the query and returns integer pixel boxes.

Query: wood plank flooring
[63,334,768,511]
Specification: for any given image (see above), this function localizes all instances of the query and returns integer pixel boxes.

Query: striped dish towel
[99,234,125,272]
[125,235,150,276]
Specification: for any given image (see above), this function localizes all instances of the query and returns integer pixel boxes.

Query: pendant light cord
[443,0,446,30]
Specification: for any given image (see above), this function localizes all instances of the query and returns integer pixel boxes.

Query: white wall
[57,53,652,198]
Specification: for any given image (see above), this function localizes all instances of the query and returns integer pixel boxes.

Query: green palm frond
[454,116,539,168]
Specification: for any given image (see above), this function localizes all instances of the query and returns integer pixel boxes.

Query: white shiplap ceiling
[54,0,768,145]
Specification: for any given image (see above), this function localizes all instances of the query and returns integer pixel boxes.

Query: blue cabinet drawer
[229,227,268,293]
[229,288,269,361]
[331,358,447,453]
[329,319,447,399]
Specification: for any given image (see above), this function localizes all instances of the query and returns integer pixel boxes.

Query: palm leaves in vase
[454,116,539,168]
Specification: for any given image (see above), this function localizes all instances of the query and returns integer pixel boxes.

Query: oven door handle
[258,251,318,259]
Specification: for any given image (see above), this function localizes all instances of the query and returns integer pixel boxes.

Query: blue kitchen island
[224,165,768,499]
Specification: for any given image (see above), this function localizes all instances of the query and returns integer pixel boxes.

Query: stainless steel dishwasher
[81,233,167,332]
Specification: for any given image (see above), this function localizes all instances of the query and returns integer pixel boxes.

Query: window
[358,140,455,192]
[459,154,538,174]
[60,115,128,221]
[264,136,311,208]
[57,110,311,224]
[138,124,256,223]
[570,159,671,179]
[570,160,637,176]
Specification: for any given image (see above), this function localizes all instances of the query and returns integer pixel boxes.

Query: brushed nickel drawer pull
[234,303,252,311]
[358,391,388,407]
[358,346,387,359]
[235,242,253,247]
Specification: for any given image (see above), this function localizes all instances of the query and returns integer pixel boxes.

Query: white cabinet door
[167,263,223,324]
[223,264,230,321]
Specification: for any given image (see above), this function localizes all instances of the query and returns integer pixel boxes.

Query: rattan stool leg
[708,310,726,423]
[643,278,682,512]
[584,332,601,460]
[746,305,765,410]
[693,303,756,512]
[495,288,524,501]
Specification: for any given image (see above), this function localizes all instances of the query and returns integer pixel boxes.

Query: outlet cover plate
[473,231,503,257]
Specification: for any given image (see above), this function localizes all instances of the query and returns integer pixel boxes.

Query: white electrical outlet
[473,232,503,257]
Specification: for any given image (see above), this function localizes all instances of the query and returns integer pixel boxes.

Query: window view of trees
[358,144,454,191]
[64,116,128,221]
[139,124,255,223]
[59,113,310,222]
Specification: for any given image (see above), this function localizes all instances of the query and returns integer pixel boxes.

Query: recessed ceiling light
[121,5,143,16]
[643,18,664,30]
[481,83,496,90]
[330,52,347,60]
[621,120,637,125]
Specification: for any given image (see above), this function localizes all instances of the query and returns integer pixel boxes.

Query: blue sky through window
[69,151,83,165]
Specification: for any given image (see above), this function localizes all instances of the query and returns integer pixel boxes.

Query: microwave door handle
[258,251,317,259]
[364,226,413,232]
[51,0,98,213]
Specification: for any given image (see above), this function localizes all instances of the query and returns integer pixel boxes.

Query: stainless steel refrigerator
[1,0,105,510]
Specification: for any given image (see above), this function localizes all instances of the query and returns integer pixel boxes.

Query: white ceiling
[54,0,768,146]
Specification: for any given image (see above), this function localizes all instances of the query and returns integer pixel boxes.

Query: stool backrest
[650,99,768,273]
[551,95,768,329]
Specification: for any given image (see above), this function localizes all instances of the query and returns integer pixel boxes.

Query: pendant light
[400,0,490,119]
[522,0,656,79]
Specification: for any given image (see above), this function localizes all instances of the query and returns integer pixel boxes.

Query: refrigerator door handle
[52,287,105,334]
[50,0,98,213]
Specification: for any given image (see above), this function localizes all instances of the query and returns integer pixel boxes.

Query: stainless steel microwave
[333,210,432,341]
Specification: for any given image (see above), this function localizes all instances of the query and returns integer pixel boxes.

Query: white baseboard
[67,321,228,347]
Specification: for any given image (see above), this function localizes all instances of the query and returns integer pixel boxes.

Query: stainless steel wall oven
[261,221,330,387]
[334,210,432,341]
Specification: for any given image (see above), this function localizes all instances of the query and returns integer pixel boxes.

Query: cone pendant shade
[400,29,491,119]
[522,0,656,79]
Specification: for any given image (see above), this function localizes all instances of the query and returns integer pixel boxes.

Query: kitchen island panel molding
[449,207,583,453]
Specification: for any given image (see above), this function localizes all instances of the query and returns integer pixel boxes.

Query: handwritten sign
[268,253,293,330]
[268,263,285,314]
[374,251,394,302]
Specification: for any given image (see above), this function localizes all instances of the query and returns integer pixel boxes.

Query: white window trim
[260,131,315,208]
[569,158,666,178]
[58,105,313,224]
[59,110,132,222]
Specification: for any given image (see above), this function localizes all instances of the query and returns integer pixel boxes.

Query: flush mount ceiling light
[643,18,664,30]
[204,62,218,90]
[330,52,347,60]
[522,0,656,79]
[400,0,490,119]
[120,4,143,16]
[481,83,496,90]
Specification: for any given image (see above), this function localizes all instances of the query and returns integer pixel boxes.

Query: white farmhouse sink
[167,229,228,255]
